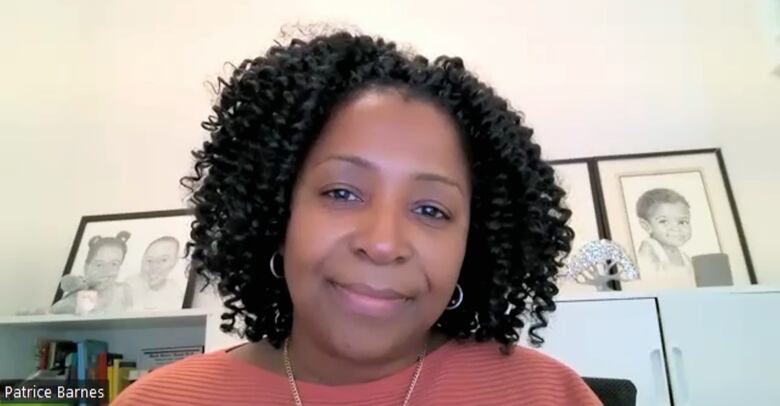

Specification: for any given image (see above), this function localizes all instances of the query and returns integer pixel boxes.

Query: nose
[351,200,412,265]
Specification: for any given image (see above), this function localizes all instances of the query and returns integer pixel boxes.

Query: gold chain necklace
[283,339,427,406]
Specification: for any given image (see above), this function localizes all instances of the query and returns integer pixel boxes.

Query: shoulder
[443,340,580,379]
[638,239,658,257]
[638,240,661,270]
[112,350,245,405]
[118,282,133,297]
[115,281,132,290]
[124,275,143,287]
[432,341,601,404]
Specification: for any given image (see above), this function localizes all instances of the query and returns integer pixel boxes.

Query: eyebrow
[314,154,466,196]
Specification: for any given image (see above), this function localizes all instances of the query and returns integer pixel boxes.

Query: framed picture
[550,159,618,293]
[50,209,196,315]
[595,149,755,290]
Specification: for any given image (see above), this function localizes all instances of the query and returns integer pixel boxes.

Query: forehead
[146,240,178,253]
[650,202,690,217]
[305,90,470,185]
[94,244,123,257]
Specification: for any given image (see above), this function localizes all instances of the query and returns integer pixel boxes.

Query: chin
[330,332,404,361]
[307,310,414,362]
[663,237,689,247]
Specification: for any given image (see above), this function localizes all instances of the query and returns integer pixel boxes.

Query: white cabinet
[531,298,672,406]
[657,291,780,406]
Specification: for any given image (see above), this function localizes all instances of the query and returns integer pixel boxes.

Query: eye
[413,204,451,221]
[323,188,362,202]
[658,219,667,225]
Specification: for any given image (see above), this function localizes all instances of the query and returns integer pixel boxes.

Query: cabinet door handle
[650,348,671,405]
[669,345,690,405]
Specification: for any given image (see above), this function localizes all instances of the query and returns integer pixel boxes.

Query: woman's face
[84,244,124,289]
[283,90,472,359]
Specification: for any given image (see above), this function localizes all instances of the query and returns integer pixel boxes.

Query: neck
[655,239,686,264]
[656,240,681,255]
[285,324,432,386]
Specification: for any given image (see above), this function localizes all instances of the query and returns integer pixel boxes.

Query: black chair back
[582,377,637,406]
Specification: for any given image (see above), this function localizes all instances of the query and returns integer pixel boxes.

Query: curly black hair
[181,29,573,351]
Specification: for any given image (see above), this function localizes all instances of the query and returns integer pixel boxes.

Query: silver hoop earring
[446,283,463,310]
[269,251,283,279]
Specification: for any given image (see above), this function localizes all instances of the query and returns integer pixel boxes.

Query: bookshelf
[0,309,212,380]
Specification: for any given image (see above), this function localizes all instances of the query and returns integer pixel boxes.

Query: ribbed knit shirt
[114,340,601,405]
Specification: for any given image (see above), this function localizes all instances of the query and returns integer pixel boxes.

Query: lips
[336,282,408,300]
[329,281,410,318]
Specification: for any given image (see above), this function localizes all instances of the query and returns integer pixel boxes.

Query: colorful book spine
[48,341,58,369]
[76,340,108,406]
[106,353,123,403]
[110,358,122,401]
[107,365,114,401]
[36,339,50,370]
[115,361,137,398]
[96,352,108,381]
[76,341,87,382]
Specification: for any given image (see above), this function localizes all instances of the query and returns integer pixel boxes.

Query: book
[97,352,108,382]
[64,352,77,386]
[104,353,123,402]
[110,359,126,400]
[36,338,50,370]
[106,365,114,401]
[113,360,136,398]
[76,340,107,382]
[75,340,108,406]
[44,340,77,372]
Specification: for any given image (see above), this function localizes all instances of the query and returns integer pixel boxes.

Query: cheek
[651,224,667,234]
[417,225,469,300]
[283,197,347,286]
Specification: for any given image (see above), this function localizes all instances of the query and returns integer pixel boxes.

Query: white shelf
[556,284,780,302]
[0,308,210,329]
[0,309,212,379]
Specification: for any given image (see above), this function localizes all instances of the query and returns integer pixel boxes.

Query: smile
[329,281,410,318]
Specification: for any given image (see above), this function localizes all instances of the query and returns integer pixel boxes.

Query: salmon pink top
[114,340,601,405]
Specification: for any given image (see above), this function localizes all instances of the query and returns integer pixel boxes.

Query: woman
[115,29,599,405]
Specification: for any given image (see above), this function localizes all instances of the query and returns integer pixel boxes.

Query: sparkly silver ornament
[562,239,639,290]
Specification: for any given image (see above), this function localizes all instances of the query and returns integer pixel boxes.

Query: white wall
[1,0,778,314]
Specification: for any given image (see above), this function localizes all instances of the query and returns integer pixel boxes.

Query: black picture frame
[591,148,756,288]
[547,157,621,291]
[51,209,197,313]
[549,157,610,240]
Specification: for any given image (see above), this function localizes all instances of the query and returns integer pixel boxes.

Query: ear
[639,218,652,233]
